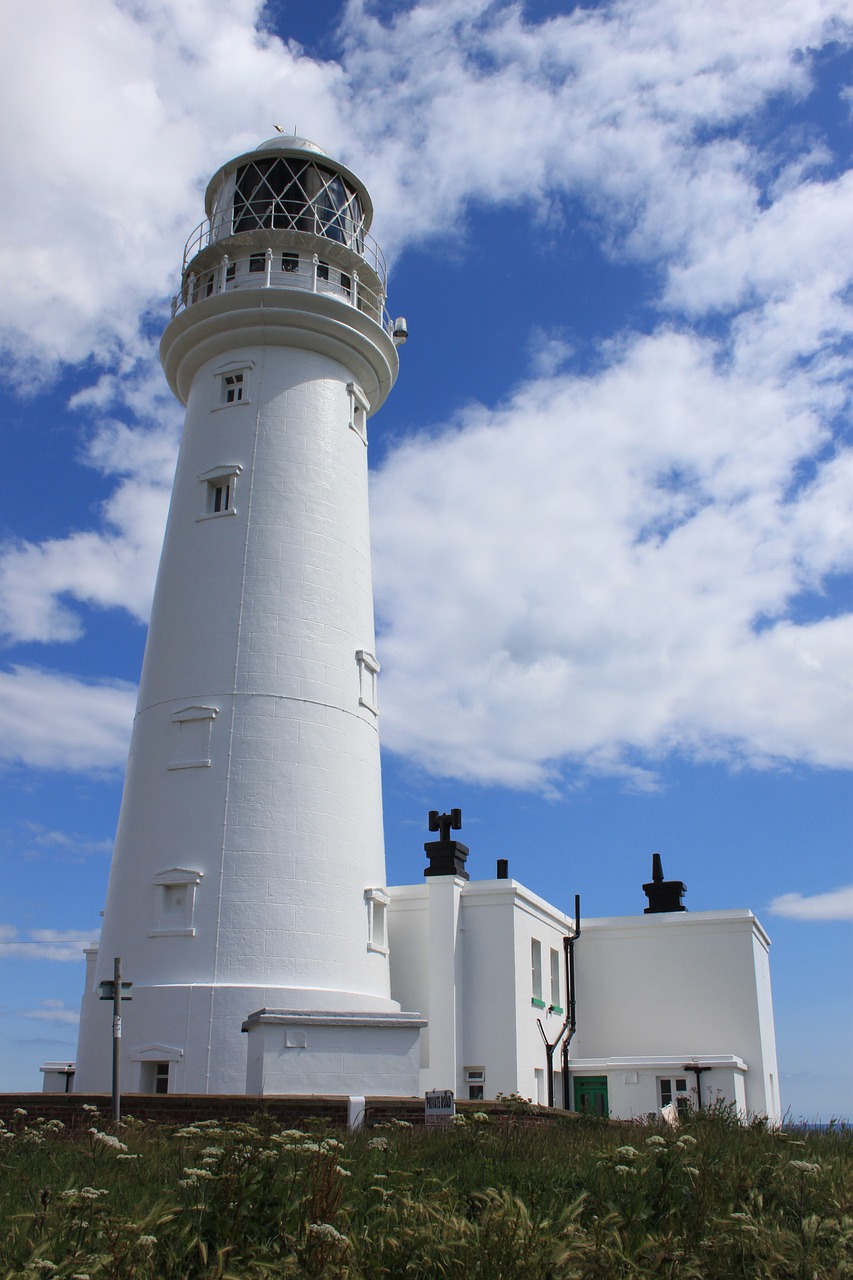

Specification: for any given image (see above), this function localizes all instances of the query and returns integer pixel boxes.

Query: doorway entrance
[573,1075,608,1117]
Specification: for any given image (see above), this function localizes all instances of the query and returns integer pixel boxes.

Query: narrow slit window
[531,939,543,1005]
[550,947,562,1012]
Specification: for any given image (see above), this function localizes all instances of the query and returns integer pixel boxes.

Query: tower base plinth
[242,1009,426,1097]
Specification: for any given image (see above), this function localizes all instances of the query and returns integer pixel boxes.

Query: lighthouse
[74,134,423,1097]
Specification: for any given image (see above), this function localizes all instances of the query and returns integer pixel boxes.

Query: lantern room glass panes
[232,158,364,250]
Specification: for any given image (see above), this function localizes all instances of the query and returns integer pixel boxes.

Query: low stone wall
[0,1093,569,1129]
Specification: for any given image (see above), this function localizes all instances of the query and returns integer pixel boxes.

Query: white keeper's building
[61,134,780,1121]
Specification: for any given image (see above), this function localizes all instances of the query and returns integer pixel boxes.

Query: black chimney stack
[424,808,469,879]
[642,853,687,913]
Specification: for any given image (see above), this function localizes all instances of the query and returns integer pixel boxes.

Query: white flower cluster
[89,1128,128,1153]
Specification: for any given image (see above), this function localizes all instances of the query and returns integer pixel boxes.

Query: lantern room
[175,135,389,325]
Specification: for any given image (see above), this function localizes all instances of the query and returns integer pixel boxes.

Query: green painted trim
[531,997,546,1009]
[550,1005,564,1015]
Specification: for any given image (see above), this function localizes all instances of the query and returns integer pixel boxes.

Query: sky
[0,0,851,1120]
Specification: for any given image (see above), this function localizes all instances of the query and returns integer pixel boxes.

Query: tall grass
[1,1103,851,1278]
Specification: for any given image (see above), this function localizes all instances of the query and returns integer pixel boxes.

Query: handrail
[170,246,392,334]
[183,208,387,285]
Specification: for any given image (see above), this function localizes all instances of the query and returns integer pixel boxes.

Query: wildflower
[13,1107,28,1116]
[182,1167,215,1179]
[645,1135,666,1147]
[116,1153,139,1160]
[201,1146,223,1156]
[614,1145,639,1159]
[321,1138,344,1151]
[308,1223,349,1245]
[89,1128,128,1153]
[26,1262,59,1273]
[367,1136,388,1151]
[471,1112,491,1123]
[81,1105,100,1113]
[614,1165,636,1175]
[685,1166,700,1176]
[137,1236,157,1249]
[335,1166,352,1176]
[678,1134,697,1147]
[72,1274,92,1279]
[279,1128,304,1138]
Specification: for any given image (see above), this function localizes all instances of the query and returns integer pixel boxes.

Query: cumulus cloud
[0,927,99,962]
[0,667,135,772]
[0,0,852,788]
[770,885,853,920]
[371,330,853,787]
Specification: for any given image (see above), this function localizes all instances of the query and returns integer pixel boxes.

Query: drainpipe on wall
[537,895,580,1109]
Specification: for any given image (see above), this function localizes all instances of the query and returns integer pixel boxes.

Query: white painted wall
[387,882,780,1121]
[571,911,780,1119]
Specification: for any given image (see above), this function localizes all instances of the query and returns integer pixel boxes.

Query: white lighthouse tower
[74,134,423,1097]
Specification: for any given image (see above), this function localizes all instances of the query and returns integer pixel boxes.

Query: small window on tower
[282,252,299,273]
[249,252,266,273]
[214,361,253,410]
[225,262,236,283]
[347,382,369,445]
[340,271,352,297]
[364,887,390,955]
[198,465,242,520]
[356,649,380,715]
[316,259,330,283]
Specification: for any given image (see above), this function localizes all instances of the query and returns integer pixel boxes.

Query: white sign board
[425,1089,455,1127]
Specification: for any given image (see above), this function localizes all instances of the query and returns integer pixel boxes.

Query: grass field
[1,1101,851,1278]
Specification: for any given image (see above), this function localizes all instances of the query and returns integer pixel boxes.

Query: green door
[573,1075,608,1117]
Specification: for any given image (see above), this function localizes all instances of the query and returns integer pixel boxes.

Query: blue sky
[1,0,852,1119]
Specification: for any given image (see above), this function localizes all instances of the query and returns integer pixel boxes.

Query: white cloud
[770,885,853,920]
[0,0,852,787]
[22,999,81,1025]
[0,407,177,644]
[0,667,135,772]
[0,927,99,962]
[0,0,347,375]
[371,329,853,787]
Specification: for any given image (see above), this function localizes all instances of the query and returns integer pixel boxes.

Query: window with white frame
[214,360,253,409]
[550,947,562,1013]
[364,887,390,954]
[198,464,242,520]
[149,867,203,937]
[356,649,380,715]
[659,1076,691,1116]
[465,1067,485,1101]
[347,381,369,445]
[168,704,217,769]
[531,938,544,1006]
